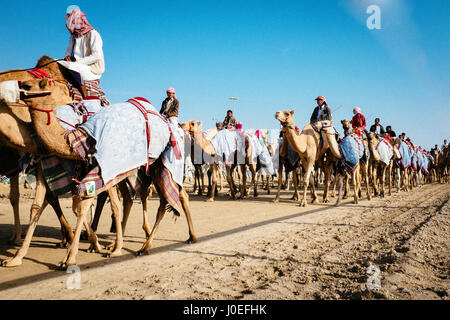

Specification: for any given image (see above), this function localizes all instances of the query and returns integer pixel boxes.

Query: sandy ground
[0,181,448,300]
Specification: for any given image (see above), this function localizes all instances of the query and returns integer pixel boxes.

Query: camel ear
[290,110,295,115]
[39,78,49,89]
[341,120,345,125]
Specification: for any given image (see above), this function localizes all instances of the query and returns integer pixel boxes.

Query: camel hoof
[107,250,122,258]
[136,249,150,257]
[273,199,279,204]
[58,262,67,270]
[186,236,197,244]
[323,199,329,203]
[2,257,23,267]
[205,198,214,202]
[312,199,319,204]
[56,241,69,249]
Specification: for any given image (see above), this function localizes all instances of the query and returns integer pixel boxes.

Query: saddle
[127,97,182,173]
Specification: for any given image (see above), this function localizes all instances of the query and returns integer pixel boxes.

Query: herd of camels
[0,56,448,269]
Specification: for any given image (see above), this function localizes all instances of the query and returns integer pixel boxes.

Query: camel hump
[35,55,55,68]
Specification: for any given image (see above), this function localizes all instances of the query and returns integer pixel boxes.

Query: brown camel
[320,120,361,206]
[181,121,216,196]
[367,132,401,198]
[183,120,258,202]
[274,111,342,207]
[18,79,196,266]
[0,56,74,245]
[340,119,371,201]
[273,133,301,203]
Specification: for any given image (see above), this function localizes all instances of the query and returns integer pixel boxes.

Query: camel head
[216,122,224,130]
[275,110,295,126]
[183,120,202,133]
[341,119,351,131]
[20,79,72,109]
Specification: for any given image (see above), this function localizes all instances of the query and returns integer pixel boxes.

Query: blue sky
[1,0,449,149]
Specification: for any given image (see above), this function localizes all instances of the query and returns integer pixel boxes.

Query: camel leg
[118,181,133,236]
[249,164,258,197]
[353,169,359,204]
[335,174,344,206]
[136,201,166,256]
[218,166,224,192]
[59,196,95,268]
[179,188,197,244]
[300,162,314,207]
[206,163,217,202]
[322,163,332,203]
[139,187,152,238]
[8,174,21,244]
[273,165,283,203]
[239,164,248,198]
[105,186,123,258]
[291,169,300,201]
[200,167,206,195]
[363,162,371,200]
[90,191,108,233]
[2,168,48,267]
[226,166,237,200]
[309,171,319,204]
[45,190,74,248]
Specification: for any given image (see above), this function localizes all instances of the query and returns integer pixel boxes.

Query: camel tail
[166,204,181,217]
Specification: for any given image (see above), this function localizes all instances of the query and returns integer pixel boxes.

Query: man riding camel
[58,6,108,105]
[351,107,367,133]
[160,88,179,119]
[310,95,332,124]
[223,110,237,129]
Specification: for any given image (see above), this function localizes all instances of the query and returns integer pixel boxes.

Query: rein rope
[0,59,65,76]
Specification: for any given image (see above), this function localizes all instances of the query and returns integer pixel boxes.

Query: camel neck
[29,103,81,159]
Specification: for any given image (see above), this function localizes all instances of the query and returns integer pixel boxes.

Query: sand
[0,182,448,300]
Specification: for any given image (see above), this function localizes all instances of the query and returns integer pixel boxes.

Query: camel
[15,79,196,266]
[184,121,262,202]
[274,110,342,207]
[0,55,78,245]
[181,121,217,196]
[273,133,301,203]
[367,132,402,198]
[320,120,362,206]
[340,119,371,201]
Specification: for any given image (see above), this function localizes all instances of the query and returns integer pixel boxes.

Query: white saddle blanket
[376,139,393,166]
[79,100,184,186]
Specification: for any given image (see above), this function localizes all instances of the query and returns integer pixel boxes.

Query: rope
[0,59,64,76]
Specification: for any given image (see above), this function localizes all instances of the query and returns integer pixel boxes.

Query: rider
[59,6,107,102]
[160,88,179,119]
[310,95,332,124]
[369,118,385,137]
[223,110,237,129]
[386,125,396,138]
[351,107,367,134]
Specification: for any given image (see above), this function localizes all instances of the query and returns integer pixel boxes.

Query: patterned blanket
[339,134,364,174]
[376,138,393,166]
[127,163,182,216]
[67,79,110,106]
[398,141,412,169]
[56,99,104,130]
[78,100,169,185]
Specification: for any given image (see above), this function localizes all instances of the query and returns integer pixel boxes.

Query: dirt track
[0,182,449,300]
